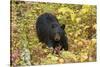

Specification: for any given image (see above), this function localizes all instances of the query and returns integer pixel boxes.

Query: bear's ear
[61,24,65,30]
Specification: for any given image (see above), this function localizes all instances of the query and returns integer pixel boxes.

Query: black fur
[36,13,68,51]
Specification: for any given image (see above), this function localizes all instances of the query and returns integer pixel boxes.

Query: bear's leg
[61,38,68,51]
[63,41,68,50]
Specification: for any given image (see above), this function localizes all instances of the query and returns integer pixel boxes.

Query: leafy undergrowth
[11,1,96,66]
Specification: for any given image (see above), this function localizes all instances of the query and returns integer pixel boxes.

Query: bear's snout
[54,33,61,41]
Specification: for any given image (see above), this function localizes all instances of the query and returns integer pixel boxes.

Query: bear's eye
[51,25,55,28]
[51,24,57,28]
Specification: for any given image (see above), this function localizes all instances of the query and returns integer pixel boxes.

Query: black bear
[36,13,68,53]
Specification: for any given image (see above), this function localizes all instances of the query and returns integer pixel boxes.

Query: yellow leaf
[80,53,88,62]
[71,12,76,22]
[93,24,96,29]
[76,18,81,23]
[91,38,96,44]
[58,58,65,64]
[58,7,67,14]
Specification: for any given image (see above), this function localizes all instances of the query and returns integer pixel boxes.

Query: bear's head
[51,24,65,41]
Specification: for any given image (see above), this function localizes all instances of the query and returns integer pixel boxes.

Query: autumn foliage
[10,1,96,66]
